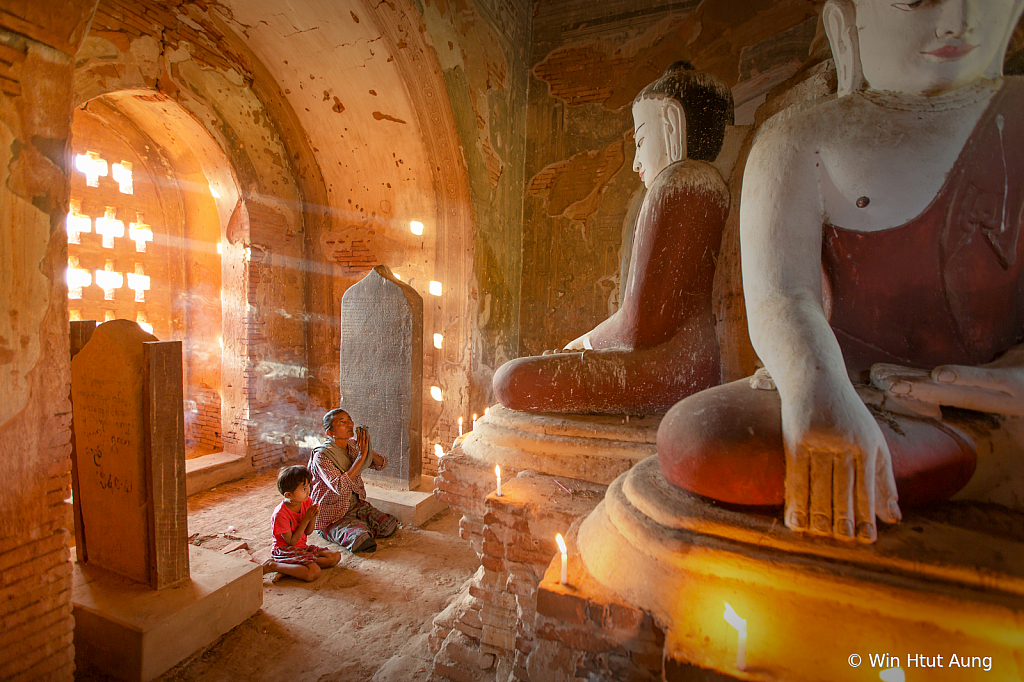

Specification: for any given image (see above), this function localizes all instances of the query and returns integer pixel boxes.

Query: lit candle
[555,533,567,584]
[472,413,478,430]
[485,407,490,417]
[495,464,502,496]
[723,603,747,671]
[458,416,463,436]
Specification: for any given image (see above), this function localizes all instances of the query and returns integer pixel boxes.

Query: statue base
[72,545,263,681]
[575,457,1024,681]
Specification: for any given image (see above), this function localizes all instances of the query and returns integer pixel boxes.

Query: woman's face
[854,0,1021,95]
[328,411,355,441]
[632,98,685,189]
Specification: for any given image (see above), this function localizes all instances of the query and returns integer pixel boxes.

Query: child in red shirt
[263,465,341,581]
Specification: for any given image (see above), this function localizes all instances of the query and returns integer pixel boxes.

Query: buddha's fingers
[832,449,856,540]
[784,444,811,532]
[874,441,901,526]
[903,380,1022,416]
[808,450,834,536]
[933,364,1019,391]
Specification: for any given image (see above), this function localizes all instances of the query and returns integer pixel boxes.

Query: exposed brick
[481,624,516,651]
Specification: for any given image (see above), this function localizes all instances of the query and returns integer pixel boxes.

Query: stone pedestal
[72,545,263,682]
[576,457,1024,682]
[431,407,656,682]
[364,475,447,527]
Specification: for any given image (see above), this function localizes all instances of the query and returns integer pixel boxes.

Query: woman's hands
[781,377,901,543]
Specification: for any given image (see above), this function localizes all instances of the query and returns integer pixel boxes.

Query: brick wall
[184,384,222,456]
[0,2,96,679]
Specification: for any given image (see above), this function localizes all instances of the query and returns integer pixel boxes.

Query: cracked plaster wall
[417,0,532,427]
[520,0,825,359]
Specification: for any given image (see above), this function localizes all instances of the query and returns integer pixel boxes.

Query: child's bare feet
[262,559,276,575]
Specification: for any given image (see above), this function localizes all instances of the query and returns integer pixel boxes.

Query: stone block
[184,451,253,496]
[364,475,447,527]
[445,629,496,670]
[481,624,516,651]
[480,603,516,630]
[72,545,262,682]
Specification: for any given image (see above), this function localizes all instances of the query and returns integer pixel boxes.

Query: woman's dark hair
[277,465,312,495]
[322,408,349,432]
[634,61,734,162]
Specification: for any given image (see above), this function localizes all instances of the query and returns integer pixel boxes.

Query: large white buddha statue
[658,0,1024,543]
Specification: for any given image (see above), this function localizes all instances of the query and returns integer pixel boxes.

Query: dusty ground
[136,471,477,682]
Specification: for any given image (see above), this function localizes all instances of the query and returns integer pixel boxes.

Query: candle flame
[434,444,444,457]
[495,465,500,477]
[723,603,746,635]
[555,533,567,555]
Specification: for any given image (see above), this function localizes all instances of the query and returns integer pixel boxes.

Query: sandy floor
[145,471,478,682]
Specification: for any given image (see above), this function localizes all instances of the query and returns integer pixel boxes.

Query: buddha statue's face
[632,97,686,189]
[854,0,1020,95]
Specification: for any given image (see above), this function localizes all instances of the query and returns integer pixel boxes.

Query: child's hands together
[305,503,319,521]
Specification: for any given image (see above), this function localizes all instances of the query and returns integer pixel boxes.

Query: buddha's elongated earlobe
[986,0,1024,79]
[823,0,864,97]
[663,100,687,163]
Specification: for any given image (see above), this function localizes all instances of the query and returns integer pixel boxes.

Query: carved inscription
[71,320,152,584]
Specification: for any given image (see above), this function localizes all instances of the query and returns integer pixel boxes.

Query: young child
[263,465,341,581]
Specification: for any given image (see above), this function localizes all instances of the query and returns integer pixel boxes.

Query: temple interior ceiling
[213,0,438,243]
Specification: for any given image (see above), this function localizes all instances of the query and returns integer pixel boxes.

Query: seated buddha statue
[493,62,734,414]
[658,0,1024,543]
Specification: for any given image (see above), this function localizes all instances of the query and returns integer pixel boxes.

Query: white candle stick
[458,416,463,436]
[495,464,502,496]
[555,533,568,584]
[472,413,478,430]
[723,603,747,671]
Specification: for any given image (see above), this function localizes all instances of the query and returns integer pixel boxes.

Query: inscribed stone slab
[71,319,189,588]
[340,265,423,489]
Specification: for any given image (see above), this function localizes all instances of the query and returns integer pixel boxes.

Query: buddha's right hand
[781,387,901,543]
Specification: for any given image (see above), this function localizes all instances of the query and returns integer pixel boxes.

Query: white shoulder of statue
[648,158,729,206]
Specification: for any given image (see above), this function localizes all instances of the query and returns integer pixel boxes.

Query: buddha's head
[631,62,734,189]
[824,0,1024,97]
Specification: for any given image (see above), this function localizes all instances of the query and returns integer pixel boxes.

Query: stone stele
[340,265,423,489]
[70,319,188,589]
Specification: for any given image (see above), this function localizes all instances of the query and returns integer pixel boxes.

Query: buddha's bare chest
[816,99,990,232]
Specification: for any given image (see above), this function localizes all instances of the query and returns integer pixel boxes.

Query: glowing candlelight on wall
[458,416,463,436]
[723,603,747,671]
[433,333,443,349]
[555,533,567,584]
[410,220,424,235]
[495,465,502,497]
[434,444,444,458]
[880,668,905,682]
[430,386,443,401]
[429,281,442,296]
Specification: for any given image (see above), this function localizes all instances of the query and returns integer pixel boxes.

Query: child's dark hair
[277,465,312,495]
